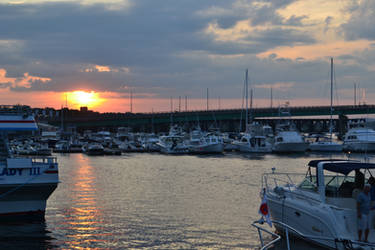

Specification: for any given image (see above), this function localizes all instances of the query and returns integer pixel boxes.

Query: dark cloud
[0,0,372,105]
[341,0,375,40]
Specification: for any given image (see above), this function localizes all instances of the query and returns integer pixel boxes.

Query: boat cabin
[299,160,375,208]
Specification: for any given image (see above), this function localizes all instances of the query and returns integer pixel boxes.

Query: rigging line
[239,73,246,133]
[333,62,340,106]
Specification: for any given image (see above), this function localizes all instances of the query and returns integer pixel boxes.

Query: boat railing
[251,219,282,250]
[262,172,322,205]
[262,172,306,193]
[252,219,375,249]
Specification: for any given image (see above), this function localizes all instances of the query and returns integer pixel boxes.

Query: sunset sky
[0,0,374,113]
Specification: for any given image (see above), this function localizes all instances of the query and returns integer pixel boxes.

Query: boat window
[298,177,317,192]
[325,176,345,197]
[276,137,283,142]
[327,176,356,197]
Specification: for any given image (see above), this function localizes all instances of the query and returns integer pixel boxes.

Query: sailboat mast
[245,69,249,132]
[270,87,273,108]
[354,82,357,106]
[330,58,333,140]
[206,88,209,111]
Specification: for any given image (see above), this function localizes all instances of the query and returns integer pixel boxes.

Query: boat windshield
[299,174,358,197]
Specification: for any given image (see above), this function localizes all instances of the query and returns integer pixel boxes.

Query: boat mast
[354,82,357,106]
[329,58,333,141]
[270,87,273,108]
[206,88,209,111]
[245,69,249,132]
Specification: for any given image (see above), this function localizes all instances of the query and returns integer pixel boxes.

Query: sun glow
[67,91,103,108]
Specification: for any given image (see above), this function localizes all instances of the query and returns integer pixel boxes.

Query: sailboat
[309,58,343,152]
[233,69,272,153]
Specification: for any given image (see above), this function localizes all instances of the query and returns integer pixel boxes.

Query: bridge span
[48,104,375,134]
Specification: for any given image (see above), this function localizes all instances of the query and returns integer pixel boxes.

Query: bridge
[47,104,375,134]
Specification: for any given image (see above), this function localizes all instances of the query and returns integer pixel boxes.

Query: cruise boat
[343,127,375,152]
[0,108,59,219]
[261,159,375,249]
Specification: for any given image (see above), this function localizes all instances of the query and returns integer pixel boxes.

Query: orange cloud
[0,68,50,88]
[257,40,373,60]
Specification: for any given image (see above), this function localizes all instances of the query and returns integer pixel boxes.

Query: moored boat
[0,108,59,220]
[259,159,375,249]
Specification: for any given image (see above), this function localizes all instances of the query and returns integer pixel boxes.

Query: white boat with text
[0,107,59,219]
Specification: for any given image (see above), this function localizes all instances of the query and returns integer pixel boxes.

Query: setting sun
[67,91,104,108]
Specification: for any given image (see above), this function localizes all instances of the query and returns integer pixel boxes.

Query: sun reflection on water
[61,154,106,248]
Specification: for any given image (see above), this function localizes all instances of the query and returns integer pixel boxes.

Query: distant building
[80,106,88,112]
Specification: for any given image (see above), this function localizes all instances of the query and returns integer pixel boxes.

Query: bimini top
[308,159,375,175]
[0,115,37,131]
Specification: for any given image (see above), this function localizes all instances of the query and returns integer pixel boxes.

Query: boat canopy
[308,159,375,175]
[0,115,37,131]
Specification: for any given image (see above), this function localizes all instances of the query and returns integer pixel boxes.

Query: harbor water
[0,152,372,249]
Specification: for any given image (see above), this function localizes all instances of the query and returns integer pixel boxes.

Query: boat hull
[343,142,375,152]
[188,143,224,154]
[236,143,272,153]
[273,142,309,153]
[267,194,351,250]
[309,142,343,152]
[0,183,57,218]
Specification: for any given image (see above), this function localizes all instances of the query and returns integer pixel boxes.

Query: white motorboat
[233,133,272,153]
[54,140,69,153]
[233,70,273,153]
[343,127,375,152]
[233,122,273,153]
[309,136,343,152]
[0,109,59,219]
[273,130,309,153]
[272,105,309,153]
[157,135,188,154]
[261,159,375,249]
[188,130,224,154]
[140,133,160,152]
[83,143,105,155]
